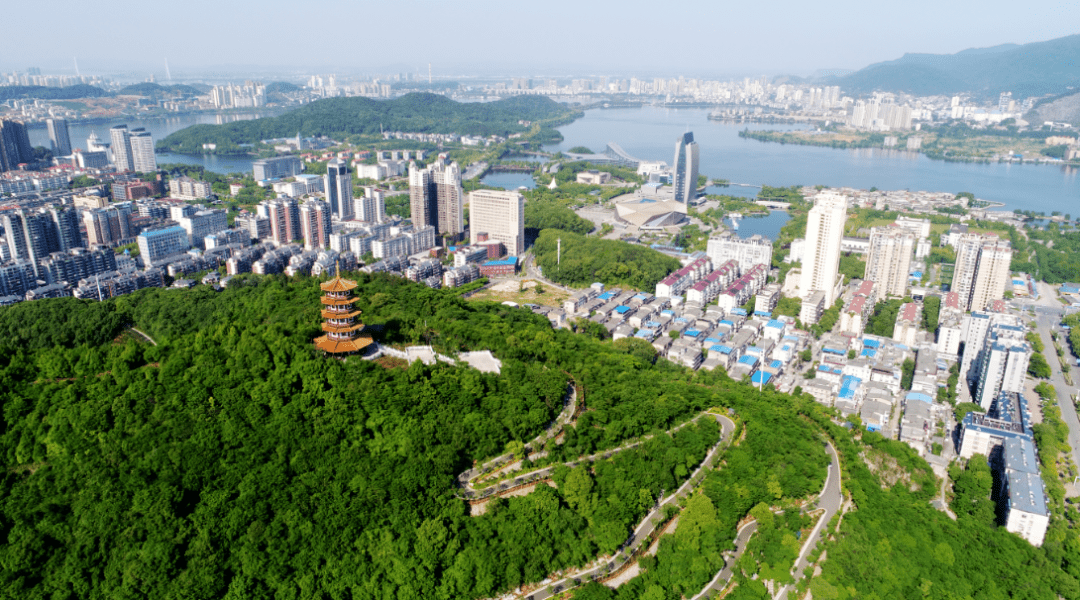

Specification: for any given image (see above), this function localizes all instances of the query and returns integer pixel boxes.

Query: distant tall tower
[324,160,354,220]
[110,125,134,171]
[953,235,1012,312]
[46,118,72,156]
[428,63,432,84]
[672,132,699,205]
[799,191,848,305]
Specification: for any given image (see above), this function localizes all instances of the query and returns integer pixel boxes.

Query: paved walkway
[129,327,157,346]
[517,414,735,600]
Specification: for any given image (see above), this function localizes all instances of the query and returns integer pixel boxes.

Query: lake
[481,172,536,190]
[545,106,1080,214]
[27,111,276,175]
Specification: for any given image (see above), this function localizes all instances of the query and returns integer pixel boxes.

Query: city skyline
[2,1,1078,78]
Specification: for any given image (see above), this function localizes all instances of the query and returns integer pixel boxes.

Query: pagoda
[314,274,374,355]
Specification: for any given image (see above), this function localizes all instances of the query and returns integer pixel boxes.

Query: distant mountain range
[827,34,1080,99]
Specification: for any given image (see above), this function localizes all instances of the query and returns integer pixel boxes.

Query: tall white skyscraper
[46,118,72,156]
[468,189,525,256]
[325,160,354,220]
[800,192,848,305]
[110,125,133,171]
[672,132,700,205]
[128,129,157,172]
[864,226,915,297]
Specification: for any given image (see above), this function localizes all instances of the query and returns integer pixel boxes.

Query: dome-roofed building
[314,273,374,355]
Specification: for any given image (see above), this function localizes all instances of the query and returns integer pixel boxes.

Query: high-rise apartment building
[110,125,134,171]
[353,186,386,223]
[262,198,301,245]
[952,235,1012,311]
[83,205,134,247]
[46,118,72,156]
[864,226,915,297]
[47,206,83,252]
[128,129,157,172]
[177,210,229,249]
[799,191,848,306]
[672,132,700,205]
[468,189,525,256]
[325,159,354,220]
[0,119,34,172]
[408,156,464,240]
[2,210,50,277]
[974,323,1031,410]
[408,162,435,231]
[137,226,191,266]
[300,200,332,250]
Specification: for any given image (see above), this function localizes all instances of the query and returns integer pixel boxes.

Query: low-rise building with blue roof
[730,308,748,316]
[905,391,933,404]
[738,354,759,368]
[751,370,772,385]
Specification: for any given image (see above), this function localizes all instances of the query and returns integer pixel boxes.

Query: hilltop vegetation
[117,82,204,97]
[0,274,829,599]
[532,229,681,291]
[0,84,107,102]
[158,93,580,153]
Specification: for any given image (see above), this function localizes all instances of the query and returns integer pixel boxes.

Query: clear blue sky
[3,0,1079,78]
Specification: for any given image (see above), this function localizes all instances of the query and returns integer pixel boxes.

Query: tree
[901,358,915,390]
[921,296,941,332]
[1029,352,1052,379]
[799,349,812,363]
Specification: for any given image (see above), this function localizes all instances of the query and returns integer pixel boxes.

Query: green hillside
[832,34,1080,99]
[1,274,1079,599]
[117,82,203,97]
[0,84,106,102]
[158,92,579,153]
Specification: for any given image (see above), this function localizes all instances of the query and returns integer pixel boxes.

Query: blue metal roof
[822,347,845,355]
[745,346,764,355]
[863,338,880,348]
[783,335,799,341]
[684,329,701,338]
[906,392,933,403]
[483,257,518,266]
[767,319,785,328]
[738,355,759,366]
[634,329,655,339]
[615,305,631,314]
[598,291,616,300]
[720,320,735,327]
[751,371,772,385]
[660,309,674,316]
[644,321,661,329]
[861,348,877,358]
[754,310,772,317]
[769,360,783,369]
[711,344,733,354]
[704,337,722,345]
[895,343,909,350]
[818,365,842,374]
[731,308,748,316]
[839,375,862,399]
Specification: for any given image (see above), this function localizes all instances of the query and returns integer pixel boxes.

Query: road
[1020,283,1080,470]
[521,415,735,600]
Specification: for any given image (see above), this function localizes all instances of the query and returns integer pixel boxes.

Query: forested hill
[0,84,107,102]
[117,82,204,97]
[158,93,579,153]
[829,34,1080,99]
[1,274,1080,598]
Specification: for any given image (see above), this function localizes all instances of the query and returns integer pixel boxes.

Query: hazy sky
[4,0,1079,79]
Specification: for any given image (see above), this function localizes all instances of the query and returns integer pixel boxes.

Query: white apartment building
[953,234,1012,311]
[353,187,386,224]
[129,130,157,172]
[177,209,228,249]
[468,189,525,256]
[706,231,773,274]
[800,192,848,305]
[865,226,915,297]
[974,324,1031,410]
[169,177,213,200]
[300,200,332,250]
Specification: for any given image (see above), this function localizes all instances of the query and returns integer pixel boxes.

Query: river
[543,106,1080,214]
